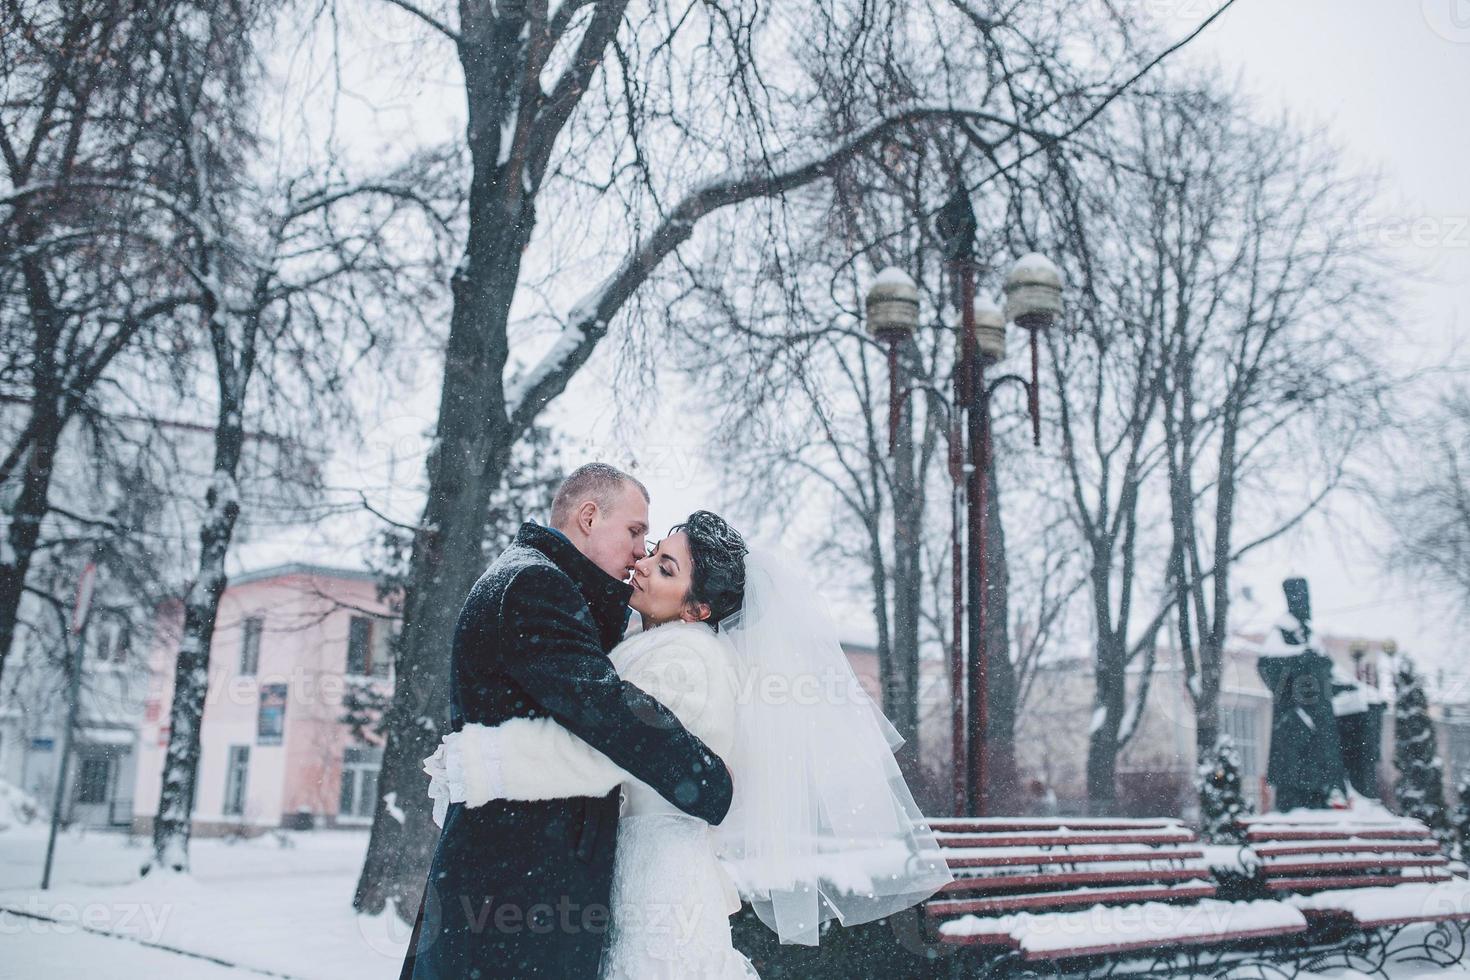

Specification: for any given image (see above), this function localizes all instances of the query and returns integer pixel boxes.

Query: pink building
[133,564,394,835]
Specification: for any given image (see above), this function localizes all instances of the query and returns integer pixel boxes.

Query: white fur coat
[432,620,740,812]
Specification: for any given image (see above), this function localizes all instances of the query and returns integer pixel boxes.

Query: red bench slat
[941,867,1205,893]
[934,832,1195,848]
[928,883,1218,918]
[941,848,1202,869]
[1265,872,1453,892]
[927,818,1184,833]
[1261,857,1447,875]
[1252,841,1442,857]
[1245,828,1427,842]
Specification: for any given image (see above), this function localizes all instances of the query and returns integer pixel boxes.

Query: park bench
[922,817,1308,972]
[1239,811,1470,931]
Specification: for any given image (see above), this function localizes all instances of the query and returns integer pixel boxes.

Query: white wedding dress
[427,620,759,978]
[601,778,759,979]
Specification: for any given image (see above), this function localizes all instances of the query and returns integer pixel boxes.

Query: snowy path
[0,826,410,979]
[2,910,258,980]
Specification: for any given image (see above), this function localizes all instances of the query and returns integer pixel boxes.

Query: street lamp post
[865,267,920,455]
[866,222,1062,818]
[964,255,1062,816]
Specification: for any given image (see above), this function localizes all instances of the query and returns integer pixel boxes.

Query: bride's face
[629,531,710,628]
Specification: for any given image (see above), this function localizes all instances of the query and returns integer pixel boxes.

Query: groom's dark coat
[400,522,734,980]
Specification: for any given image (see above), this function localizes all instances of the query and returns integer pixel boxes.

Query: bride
[424,510,952,978]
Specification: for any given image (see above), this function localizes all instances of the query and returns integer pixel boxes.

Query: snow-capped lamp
[973,298,1006,364]
[1002,252,1064,447]
[865,267,920,455]
[1003,252,1064,330]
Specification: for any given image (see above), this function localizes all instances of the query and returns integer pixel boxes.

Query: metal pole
[887,339,902,456]
[948,334,967,817]
[1028,327,1042,447]
[41,626,85,890]
[967,359,990,817]
[954,260,988,817]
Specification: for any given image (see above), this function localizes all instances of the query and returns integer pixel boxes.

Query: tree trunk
[1087,545,1126,815]
[888,372,921,745]
[352,35,539,914]
[1195,635,1222,756]
[148,402,245,872]
[982,464,1020,813]
[0,414,62,688]
[1087,637,1126,816]
[1197,408,1239,758]
[0,228,66,690]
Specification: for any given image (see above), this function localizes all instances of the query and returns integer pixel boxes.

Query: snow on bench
[1286,879,1470,928]
[1241,810,1465,929]
[921,818,1307,959]
[937,899,1307,960]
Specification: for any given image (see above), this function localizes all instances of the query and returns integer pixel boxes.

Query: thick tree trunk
[0,230,65,690]
[350,390,512,916]
[0,415,61,688]
[352,34,538,914]
[1086,723,1122,816]
[1087,637,1127,816]
[1086,546,1126,815]
[148,407,245,872]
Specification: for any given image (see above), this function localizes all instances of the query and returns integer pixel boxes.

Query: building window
[347,617,391,678]
[346,617,371,675]
[224,746,250,816]
[257,684,287,744]
[113,624,131,663]
[1447,723,1470,776]
[239,617,263,675]
[338,745,383,822]
[92,628,112,663]
[75,755,110,805]
[1224,703,1261,790]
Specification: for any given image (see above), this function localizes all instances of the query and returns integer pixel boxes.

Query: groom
[400,462,734,980]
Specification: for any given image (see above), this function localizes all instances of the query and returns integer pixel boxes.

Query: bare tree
[0,0,201,690]
[138,1,453,872]
[1024,81,1393,812]
[1024,96,1181,815]
[1142,90,1392,758]
[1384,389,1470,617]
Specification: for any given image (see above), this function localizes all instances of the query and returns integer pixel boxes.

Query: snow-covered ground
[3,822,1470,979]
[0,824,410,979]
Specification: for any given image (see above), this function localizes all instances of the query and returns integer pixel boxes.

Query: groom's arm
[489,564,734,825]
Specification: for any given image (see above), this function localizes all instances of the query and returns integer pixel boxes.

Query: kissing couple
[399,462,952,979]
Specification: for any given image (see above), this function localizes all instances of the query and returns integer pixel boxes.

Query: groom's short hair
[550,462,649,530]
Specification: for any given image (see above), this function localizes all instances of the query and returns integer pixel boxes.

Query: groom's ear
[575,500,599,534]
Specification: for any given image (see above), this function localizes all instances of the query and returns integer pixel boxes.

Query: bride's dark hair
[671,510,747,629]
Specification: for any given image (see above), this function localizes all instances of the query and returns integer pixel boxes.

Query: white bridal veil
[712,549,953,945]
